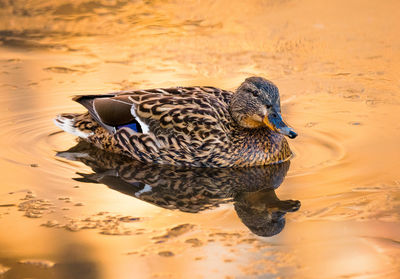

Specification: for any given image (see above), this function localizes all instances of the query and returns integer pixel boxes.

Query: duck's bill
[263,112,297,139]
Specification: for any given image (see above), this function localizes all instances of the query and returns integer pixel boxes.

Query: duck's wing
[73,93,136,133]
[74,86,233,138]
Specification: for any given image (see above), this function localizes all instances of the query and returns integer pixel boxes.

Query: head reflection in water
[58,142,300,237]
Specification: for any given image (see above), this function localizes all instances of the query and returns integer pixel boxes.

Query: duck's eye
[245,88,259,97]
[266,104,272,109]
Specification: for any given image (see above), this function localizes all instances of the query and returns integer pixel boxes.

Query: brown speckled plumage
[54,77,296,167]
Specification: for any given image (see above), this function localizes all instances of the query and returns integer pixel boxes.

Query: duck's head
[230,77,297,139]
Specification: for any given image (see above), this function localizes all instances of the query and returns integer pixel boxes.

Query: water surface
[0,0,400,278]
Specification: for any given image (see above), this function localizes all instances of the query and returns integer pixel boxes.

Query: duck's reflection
[58,142,300,237]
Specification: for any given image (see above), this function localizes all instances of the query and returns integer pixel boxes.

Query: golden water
[0,0,400,278]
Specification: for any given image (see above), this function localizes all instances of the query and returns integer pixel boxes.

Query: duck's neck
[229,126,292,166]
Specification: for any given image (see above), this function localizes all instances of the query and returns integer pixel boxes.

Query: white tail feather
[53,115,93,139]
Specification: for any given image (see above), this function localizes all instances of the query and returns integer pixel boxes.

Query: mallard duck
[54,76,297,167]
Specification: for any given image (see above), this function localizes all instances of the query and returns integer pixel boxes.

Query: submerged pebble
[153,224,195,241]
[41,220,59,228]
[44,66,80,74]
[185,238,203,247]
[21,193,36,200]
[158,251,174,257]
[119,216,140,222]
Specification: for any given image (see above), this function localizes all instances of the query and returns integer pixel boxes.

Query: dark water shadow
[57,142,301,237]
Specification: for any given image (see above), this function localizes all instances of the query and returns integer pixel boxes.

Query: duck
[54,76,297,167]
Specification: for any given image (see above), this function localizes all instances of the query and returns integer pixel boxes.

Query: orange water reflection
[0,0,400,278]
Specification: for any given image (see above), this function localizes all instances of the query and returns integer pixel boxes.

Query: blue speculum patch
[117,123,140,132]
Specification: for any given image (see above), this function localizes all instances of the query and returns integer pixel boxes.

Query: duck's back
[55,86,243,167]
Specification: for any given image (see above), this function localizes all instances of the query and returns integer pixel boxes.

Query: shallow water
[1,0,400,278]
